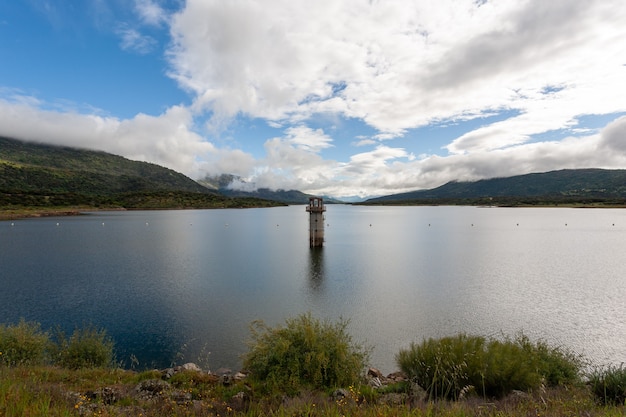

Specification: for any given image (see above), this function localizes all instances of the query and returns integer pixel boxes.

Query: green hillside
[364,169,626,206]
[0,137,283,214]
[0,136,210,195]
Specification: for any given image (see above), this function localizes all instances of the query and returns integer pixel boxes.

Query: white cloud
[4,0,626,199]
[134,0,167,26]
[0,96,219,179]
[282,125,334,153]
[166,0,626,137]
[116,25,157,54]
[598,116,626,155]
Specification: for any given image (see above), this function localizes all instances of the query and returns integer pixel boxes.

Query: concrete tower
[306,197,326,247]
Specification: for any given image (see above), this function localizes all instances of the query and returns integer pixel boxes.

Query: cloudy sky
[1,0,626,199]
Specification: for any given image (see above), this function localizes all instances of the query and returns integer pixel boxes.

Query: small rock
[220,374,233,386]
[368,377,382,389]
[233,371,247,381]
[379,392,408,406]
[87,386,123,405]
[386,371,408,382]
[332,388,349,400]
[215,367,232,376]
[231,391,250,410]
[181,362,202,372]
[409,382,428,402]
[509,390,531,400]
[171,389,193,404]
[367,367,383,378]
[162,368,175,379]
[134,379,171,401]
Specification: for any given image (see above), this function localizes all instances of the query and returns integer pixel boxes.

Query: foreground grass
[2,317,624,415]
[1,365,624,417]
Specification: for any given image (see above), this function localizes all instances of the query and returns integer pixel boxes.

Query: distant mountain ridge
[365,169,626,204]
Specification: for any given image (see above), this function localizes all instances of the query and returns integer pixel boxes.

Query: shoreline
[0,206,117,221]
[4,202,626,222]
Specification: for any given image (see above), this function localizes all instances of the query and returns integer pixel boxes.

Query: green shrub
[55,325,115,369]
[517,335,584,387]
[396,334,487,400]
[242,313,370,394]
[396,333,583,400]
[588,364,626,405]
[0,320,51,366]
[481,337,542,398]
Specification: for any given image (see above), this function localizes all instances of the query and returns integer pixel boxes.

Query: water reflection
[2,206,626,373]
[307,247,325,291]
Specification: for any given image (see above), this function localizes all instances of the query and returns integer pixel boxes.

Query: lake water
[1,205,625,373]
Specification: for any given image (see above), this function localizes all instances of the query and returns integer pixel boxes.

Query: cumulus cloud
[0,96,220,179]
[282,125,334,153]
[167,0,626,136]
[598,116,626,154]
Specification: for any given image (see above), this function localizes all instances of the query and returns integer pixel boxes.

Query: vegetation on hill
[364,169,626,206]
[0,137,285,216]
[0,137,209,194]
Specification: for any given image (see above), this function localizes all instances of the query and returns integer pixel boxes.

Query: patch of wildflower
[74,393,89,410]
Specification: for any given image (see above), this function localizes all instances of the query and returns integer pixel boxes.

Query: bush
[55,325,115,369]
[396,333,583,400]
[242,313,370,394]
[0,320,51,366]
[588,364,626,405]
[517,334,584,387]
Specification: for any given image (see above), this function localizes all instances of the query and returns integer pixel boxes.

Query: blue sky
[1,0,626,199]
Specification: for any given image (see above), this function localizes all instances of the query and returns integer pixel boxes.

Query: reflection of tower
[306,197,326,247]
[308,246,325,293]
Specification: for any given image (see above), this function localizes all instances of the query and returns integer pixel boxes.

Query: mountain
[198,174,343,204]
[0,137,283,210]
[0,136,211,195]
[364,169,626,205]
[196,173,239,191]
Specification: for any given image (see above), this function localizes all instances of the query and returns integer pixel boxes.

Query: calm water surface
[1,205,625,373]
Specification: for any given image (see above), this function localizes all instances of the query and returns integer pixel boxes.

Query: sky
[1,0,626,200]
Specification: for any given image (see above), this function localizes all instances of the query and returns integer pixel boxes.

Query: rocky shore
[68,362,426,415]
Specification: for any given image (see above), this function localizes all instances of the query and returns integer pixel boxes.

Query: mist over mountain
[198,174,342,204]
